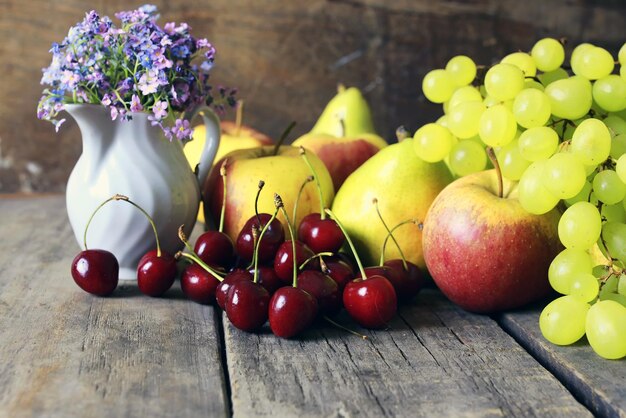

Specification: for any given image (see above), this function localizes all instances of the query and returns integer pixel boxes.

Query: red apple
[422,169,562,313]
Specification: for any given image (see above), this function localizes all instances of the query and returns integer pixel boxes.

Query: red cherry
[216,269,253,309]
[343,275,397,329]
[269,287,318,338]
[273,240,314,282]
[297,270,341,316]
[225,281,270,332]
[298,213,345,254]
[249,266,283,295]
[322,257,354,291]
[181,263,221,305]
[71,249,119,296]
[137,250,177,297]
[383,259,426,302]
[236,213,285,263]
[194,230,235,268]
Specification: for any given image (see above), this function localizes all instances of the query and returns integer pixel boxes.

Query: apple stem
[293,175,315,228]
[175,251,224,282]
[323,315,368,340]
[273,121,296,156]
[299,252,334,270]
[395,126,410,142]
[339,118,346,138]
[253,206,280,284]
[300,146,326,220]
[218,159,228,233]
[235,100,244,137]
[275,193,299,288]
[379,219,421,266]
[373,198,407,271]
[254,180,265,225]
[486,147,503,199]
[325,208,368,280]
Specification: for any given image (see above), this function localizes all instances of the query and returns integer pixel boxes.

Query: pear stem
[379,219,421,266]
[339,118,346,138]
[486,147,503,199]
[293,175,314,227]
[395,126,410,142]
[276,195,298,288]
[253,206,280,284]
[299,252,334,270]
[235,100,243,137]
[254,180,265,225]
[300,147,326,220]
[273,121,296,156]
[373,198,407,271]
[325,208,368,280]
[175,251,224,282]
[218,159,228,233]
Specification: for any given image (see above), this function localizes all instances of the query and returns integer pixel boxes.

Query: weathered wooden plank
[223,289,591,418]
[0,196,229,417]
[498,306,626,418]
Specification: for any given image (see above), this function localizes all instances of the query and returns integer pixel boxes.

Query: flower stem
[486,147,503,199]
[373,198,407,271]
[325,208,367,280]
[300,147,326,219]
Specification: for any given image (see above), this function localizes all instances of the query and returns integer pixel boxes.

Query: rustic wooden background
[0,0,624,193]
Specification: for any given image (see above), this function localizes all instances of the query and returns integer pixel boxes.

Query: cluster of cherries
[71,150,427,338]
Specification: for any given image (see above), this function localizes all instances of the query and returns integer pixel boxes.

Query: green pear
[311,84,377,137]
[331,139,453,270]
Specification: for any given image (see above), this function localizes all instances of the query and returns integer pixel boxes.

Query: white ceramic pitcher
[64,104,220,279]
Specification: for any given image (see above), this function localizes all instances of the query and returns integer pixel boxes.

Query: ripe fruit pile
[71,150,428,339]
[417,38,626,359]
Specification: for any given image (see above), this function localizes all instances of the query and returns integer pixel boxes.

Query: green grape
[548,248,593,294]
[448,86,482,110]
[543,152,587,199]
[585,300,626,359]
[484,63,525,101]
[569,272,599,302]
[538,68,568,86]
[570,118,612,166]
[436,115,449,127]
[518,160,560,214]
[524,79,544,91]
[558,201,602,249]
[604,115,626,135]
[572,46,615,80]
[562,117,588,141]
[539,295,589,345]
[570,43,594,69]
[502,52,537,77]
[602,222,626,263]
[448,139,487,176]
[619,43,626,65]
[564,181,592,206]
[445,55,477,86]
[422,69,455,103]
[478,104,517,147]
[531,38,565,72]
[602,202,626,223]
[518,127,559,161]
[617,155,626,183]
[413,123,454,163]
[497,139,531,181]
[545,76,592,120]
[447,100,485,139]
[619,274,626,296]
[593,170,626,204]
[622,65,626,82]
[611,133,626,159]
[513,88,552,128]
[592,75,626,112]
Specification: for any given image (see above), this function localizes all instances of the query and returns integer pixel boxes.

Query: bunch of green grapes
[416,38,626,360]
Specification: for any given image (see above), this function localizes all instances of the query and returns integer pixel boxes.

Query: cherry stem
[254,180,265,225]
[486,147,503,199]
[373,198,407,271]
[245,225,259,270]
[323,316,368,340]
[175,251,224,282]
[299,252,334,270]
[178,225,195,253]
[253,206,280,284]
[235,100,243,136]
[293,175,314,226]
[325,208,368,280]
[379,219,422,266]
[276,194,298,288]
[218,159,228,233]
[300,146,326,220]
[273,121,296,156]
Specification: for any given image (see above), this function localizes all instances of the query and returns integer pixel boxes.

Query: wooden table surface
[0,195,624,418]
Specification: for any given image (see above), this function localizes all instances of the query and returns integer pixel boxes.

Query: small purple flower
[137,69,161,95]
[171,118,192,140]
[130,94,143,112]
[171,81,190,105]
[163,22,176,35]
[152,100,168,119]
[54,118,67,132]
[101,93,113,106]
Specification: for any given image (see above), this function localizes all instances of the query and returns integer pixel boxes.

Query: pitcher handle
[184,106,221,189]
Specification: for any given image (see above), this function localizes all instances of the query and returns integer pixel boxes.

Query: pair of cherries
[71,195,177,297]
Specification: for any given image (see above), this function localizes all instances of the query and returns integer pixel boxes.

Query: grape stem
[486,147,503,199]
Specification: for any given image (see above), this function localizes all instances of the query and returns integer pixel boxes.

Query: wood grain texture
[1,0,625,193]
[223,290,591,418]
[499,306,626,418]
[0,196,229,417]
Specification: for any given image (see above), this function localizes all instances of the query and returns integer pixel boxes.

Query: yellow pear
[311,84,377,137]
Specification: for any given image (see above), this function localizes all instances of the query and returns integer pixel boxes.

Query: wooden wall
[0,0,624,192]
